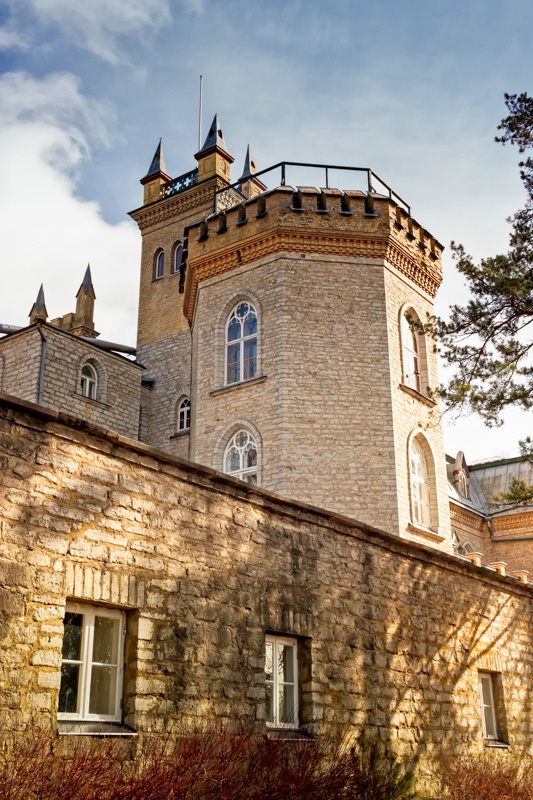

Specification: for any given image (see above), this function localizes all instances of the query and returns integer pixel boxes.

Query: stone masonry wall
[1,395,533,792]
[0,327,42,404]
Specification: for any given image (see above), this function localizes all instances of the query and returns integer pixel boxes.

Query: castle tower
[129,115,239,457]
[131,126,452,549]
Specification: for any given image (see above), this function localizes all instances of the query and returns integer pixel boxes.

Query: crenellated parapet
[182,184,444,324]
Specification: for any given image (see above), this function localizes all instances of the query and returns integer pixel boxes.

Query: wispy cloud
[0,71,138,342]
[20,0,171,64]
[0,24,29,50]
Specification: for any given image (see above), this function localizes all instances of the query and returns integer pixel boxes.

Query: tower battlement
[182,181,444,324]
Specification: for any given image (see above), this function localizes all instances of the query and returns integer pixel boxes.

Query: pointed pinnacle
[199,113,228,154]
[143,138,167,180]
[239,144,257,181]
[35,283,46,312]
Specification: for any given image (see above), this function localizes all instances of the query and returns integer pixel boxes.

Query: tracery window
[401,312,421,392]
[80,363,97,400]
[224,429,258,484]
[225,302,257,385]
[410,437,431,528]
[177,397,191,432]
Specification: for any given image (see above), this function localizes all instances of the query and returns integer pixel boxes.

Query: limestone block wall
[383,267,452,550]
[0,327,42,403]
[191,251,400,533]
[1,395,533,793]
[0,327,142,439]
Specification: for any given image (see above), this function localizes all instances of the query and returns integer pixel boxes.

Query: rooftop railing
[214,161,411,216]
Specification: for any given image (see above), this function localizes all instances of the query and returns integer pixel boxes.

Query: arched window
[225,302,257,385]
[177,397,191,432]
[154,250,165,280]
[80,363,97,400]
[224,430,258,484]
[172,243,183,275]
[401,312,421,392]
[410,437,431,528]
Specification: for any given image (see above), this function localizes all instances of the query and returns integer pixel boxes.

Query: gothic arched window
[224,430,258,484]
[80,363,97,400]
[225,302,257,385]
[177,397,191,432]
[172,243,183,275]
[401,312,422,392]
[154,250,165,280]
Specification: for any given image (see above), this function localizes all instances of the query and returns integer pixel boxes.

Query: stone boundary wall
[1,393,533,791]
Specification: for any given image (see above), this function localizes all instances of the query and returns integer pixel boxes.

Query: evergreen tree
[435,93,533,505]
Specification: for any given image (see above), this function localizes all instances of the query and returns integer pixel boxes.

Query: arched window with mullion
[225,302,257,385]
[224,430,258,484]
[401,313,421,392]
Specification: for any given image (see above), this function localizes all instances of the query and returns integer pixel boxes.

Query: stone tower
[130,116,452,549]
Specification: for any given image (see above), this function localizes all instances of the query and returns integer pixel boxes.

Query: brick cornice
[183,228,439,322]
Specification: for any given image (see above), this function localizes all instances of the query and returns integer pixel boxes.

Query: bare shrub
[435,753,533,800]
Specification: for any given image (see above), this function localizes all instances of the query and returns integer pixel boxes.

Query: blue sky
[0,0,532,461]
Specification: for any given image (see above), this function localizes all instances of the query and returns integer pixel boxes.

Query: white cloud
[0,25,29,50]
[24,0,171,64]
[0,71,139,344]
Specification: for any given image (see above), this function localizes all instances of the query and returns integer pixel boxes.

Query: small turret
[237,145,266,199]
[195,114,234,183]
[71,264,98,338]
[140,139,171,205]
[29,284,48,324]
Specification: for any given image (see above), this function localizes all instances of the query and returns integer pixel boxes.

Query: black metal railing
[213,161,411,215]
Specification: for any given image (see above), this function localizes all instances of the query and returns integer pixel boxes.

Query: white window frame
[223,429,258,484]
[58,603,125,723]
[265,635,299,729]
[178,397,191,432]
[410,437,431,529]
[401,313,422,392]
[80,363,97,400]
[225,302,258,386]
[479,672,498,740]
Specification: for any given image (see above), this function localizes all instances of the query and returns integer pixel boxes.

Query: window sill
[266,727,312,741]
[484,739,510,749]
[170,429,190,439]
[210,375,267,396]
[407,522,446,542]
[73,393,111,409]
[58,721,137,737]
[399,383,436,407]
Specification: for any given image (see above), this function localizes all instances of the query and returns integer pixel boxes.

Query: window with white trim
[58,603,125,722]
[410,437,431,528]
[401,312,421,392]
[265,635,299,728]
[177,397,191,432]
[80,363,97,400]
[225,302,257,385]
[224,429,258,484]
[155,250,165,280]
[479,672,499,740]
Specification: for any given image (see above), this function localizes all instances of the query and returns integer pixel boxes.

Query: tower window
[172,243,183,275]
[178,397,191,432]
[225,302,257,385]
[224,429,258,484]
[410,435,433,529]
[401,313,421,392]
[155,250,165,280]
[80,363,97,400]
